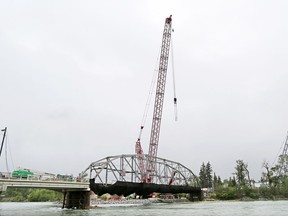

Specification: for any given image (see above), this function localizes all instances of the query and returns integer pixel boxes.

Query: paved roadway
[0,178,90,192]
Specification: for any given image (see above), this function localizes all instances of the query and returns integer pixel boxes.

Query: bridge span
[83,154,202,200]
[0,178,90,209]
[0,178,89,192]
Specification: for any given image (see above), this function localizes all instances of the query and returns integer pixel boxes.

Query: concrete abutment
[63,191,90,209]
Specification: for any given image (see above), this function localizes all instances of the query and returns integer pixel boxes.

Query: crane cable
[137,28,177,139]
[272,131,288,166]
[171,29,178,121]
[5,133,10,173]
[0,130,15,174]
[5,132,15,173]
[137,47,161,140]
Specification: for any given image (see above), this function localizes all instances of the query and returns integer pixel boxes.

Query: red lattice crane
[135,15,173,183]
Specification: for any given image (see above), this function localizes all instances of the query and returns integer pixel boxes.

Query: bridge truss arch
[83,154,199,187]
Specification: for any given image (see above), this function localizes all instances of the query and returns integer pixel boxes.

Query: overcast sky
[1,0,288,181]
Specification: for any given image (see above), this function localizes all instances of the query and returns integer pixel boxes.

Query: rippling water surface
[0,201,288,216]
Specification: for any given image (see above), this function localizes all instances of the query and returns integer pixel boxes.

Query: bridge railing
[0,172,12,179]
[0,172,89,183]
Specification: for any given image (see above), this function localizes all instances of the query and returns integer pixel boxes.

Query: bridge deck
[90,179,202,199]
[0,179,90,192]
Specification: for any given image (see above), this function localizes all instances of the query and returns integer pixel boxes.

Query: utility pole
[0,127,7,158]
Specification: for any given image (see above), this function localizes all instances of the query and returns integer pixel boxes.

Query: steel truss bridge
[83,154,201,198]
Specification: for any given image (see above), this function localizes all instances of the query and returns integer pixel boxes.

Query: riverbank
[209,185,288,201]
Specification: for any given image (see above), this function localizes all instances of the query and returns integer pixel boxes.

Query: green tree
[217,176,222,186]
[1,188,62,202]
[199,162,206,188]
[2,188,30,202]
[199,162,213,188]
[264,154,288,187]
[272,154,288,183]
[213,173,222,189]
[213,173,218,188]
[234,160,251,187]
[28,189,62,202]
[261,160,274,187]
[214,187,238,200]
[206,162,213,188]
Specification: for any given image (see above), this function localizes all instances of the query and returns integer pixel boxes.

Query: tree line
[198,154,288,200]
[0,188,62,202]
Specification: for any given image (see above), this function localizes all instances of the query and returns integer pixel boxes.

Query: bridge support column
[63,191,90,209]
[188,189,203,201]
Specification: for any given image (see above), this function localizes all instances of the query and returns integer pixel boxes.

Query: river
[0,200,287,216]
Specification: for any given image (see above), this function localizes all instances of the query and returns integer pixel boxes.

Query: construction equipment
[12,169,34,178]
[135,15,173,183]
[276,132,288,177]
[12,167,57,180]
[282,133,288,156]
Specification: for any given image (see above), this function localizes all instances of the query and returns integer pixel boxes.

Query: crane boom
[283,132,288,156]
[145,15,173,183]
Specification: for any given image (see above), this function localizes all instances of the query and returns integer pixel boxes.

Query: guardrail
[0,178,90,192]
[0,172,89,183]
[0,172,88,183]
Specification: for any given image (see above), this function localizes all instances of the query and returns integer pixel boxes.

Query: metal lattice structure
[282,134,288,156]
[277,132,288,176]
[146,15,173,182]
[81,16,202,198]
[83,154,199,187]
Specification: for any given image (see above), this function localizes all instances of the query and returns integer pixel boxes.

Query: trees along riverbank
[199,155,288,200]
[0,188,62,202]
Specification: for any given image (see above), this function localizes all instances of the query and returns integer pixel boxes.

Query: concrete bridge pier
[63,191,90,209]
[188,190,203,201]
